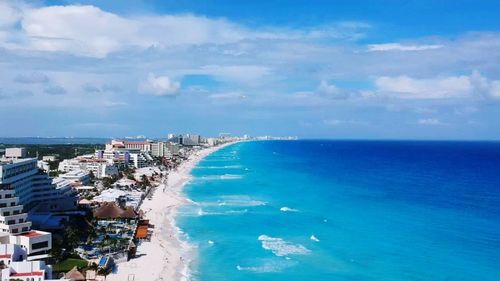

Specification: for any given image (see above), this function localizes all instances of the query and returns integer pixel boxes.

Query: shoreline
[107,142,237,281]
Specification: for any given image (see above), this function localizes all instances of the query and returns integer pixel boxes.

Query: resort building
[0,260,70,281]
[0,230,52,260]
[41,156,57,162]
[4,148,27,159]
[167,134,200,146]
[0,156,77,217]
[51,178,78,198]
[96,141,153,169]
[59,170,91,186]
[58,157,118,179]
[36,160,50,173]
[151,141,167,157]
[106,140,152,152]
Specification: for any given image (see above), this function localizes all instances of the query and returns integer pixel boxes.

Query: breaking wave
[236,259,297,273]
[310,235,320,242]
[198,174,243,180]
[258,235,311,257]
[280,206,299,212]
[197,165,243,169]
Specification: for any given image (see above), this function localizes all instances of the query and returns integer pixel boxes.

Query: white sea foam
[310,235,320,242]
[280,206,299,212]
[219,195,266,207]
[201,195,266,207]
[195,208,248,216]
[197,165,242,169]
[258,235,311,257]
[236,259,297,273]
[208,240,214,245]
[199,174,243,180]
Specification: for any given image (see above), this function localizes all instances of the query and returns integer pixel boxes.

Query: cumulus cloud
[367,43,443,52]
[0,1,23,27]
[418,118,441,125]
[14,72,49,84]
[317,80,353,99]
[0,3,370,58]
[138,73,180,96]
[375,71,500,99]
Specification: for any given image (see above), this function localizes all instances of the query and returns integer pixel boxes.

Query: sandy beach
[107,142,235,281]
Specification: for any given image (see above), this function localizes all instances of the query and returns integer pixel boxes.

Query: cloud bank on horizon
[1,0,500,139]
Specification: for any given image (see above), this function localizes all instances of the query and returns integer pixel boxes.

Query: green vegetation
[52,258,88,272]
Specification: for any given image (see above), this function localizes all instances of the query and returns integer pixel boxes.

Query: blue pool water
[177,140,500,280]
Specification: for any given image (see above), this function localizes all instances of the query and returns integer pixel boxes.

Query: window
[32,241,49,250]
[7,220,15,225]
[3,211,10,216]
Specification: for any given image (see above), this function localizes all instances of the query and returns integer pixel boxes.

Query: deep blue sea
[178,140,500,281]
[0,137,110,144]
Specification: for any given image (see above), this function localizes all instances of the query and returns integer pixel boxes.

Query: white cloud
[323,119,342,126]
[367,43,443,52]
[323,119,367,126]
[0,3,370,58]
[375,75,473,99]
[0,1,23,27]
[317,80,352,99]
[138,73,180,96]
[318,80,339,95]
[375,71,500,100]
[418,118,441,125]
[21,5,139,58]
[197,65,271,83]
[209,92,247,100]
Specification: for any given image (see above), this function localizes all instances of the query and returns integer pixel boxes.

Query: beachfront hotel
[0,149,72,281]
[58,156,119,179]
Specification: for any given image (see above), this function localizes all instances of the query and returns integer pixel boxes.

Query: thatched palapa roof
[65,266,85,281]
[93,202,137,219]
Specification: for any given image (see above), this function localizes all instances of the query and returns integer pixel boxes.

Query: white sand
[106,142,235,281]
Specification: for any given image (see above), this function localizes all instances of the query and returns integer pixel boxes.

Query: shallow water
[178,140,500,280]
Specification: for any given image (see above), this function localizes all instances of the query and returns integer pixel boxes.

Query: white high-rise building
[0,157,55,260]
[1,157,76,215]
[151,141,167,157]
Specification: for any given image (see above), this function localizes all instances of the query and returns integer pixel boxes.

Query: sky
[1,0,500,139]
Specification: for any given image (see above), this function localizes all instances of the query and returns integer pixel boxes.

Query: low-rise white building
[0,230,52,261]
[0,260,69,281]
[59,169,91,185]
[93,189,144,210]
[36,161,50,173]
[58,158,118,179]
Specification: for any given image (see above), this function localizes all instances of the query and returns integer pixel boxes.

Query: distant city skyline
[1,0,500,139]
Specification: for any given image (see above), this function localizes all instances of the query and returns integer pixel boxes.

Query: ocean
[178,140,500,281]
[0,137,110,145]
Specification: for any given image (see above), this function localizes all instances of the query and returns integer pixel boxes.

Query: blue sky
[1,0,500,139]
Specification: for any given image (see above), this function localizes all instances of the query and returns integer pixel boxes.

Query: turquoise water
[177,141,500,280]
